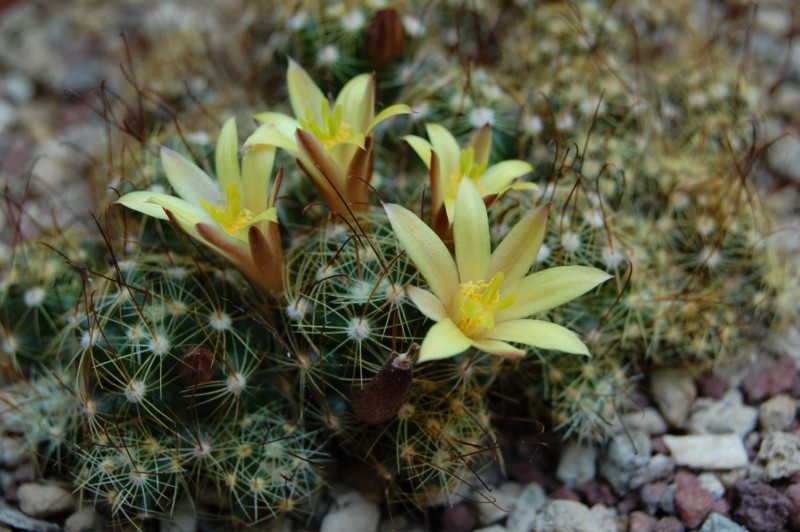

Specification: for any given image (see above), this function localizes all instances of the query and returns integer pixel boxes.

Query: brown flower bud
[364,9,407,67]
[180,347,215,386]
[351,344,417,424]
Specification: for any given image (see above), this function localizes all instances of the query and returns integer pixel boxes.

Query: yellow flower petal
[425,123,460,185]
[367,104,412,134]
[336,73,374,133]
[498,266,612,321]
[403,134,433,168]
[215,117,241,194]
[160,147,223,206]
[287,59,326,125]
[471,338,526,358]
[488,204,548,285]
[468,124,492,164]
[479,160,534,194]
[418,318,474,362]
[246,121,299,153]
[241,143,276,215]
[453,179,490,282]
[484,318,590,355]
[406,286,447,321]
[384,202,458,306]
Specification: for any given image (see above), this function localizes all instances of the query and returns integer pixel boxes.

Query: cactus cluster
[1,0,795,527]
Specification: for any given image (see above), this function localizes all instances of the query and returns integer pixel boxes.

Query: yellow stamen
[200,183,254,237]
[455,272,515,336]
[299,102,354,151]
[448,147,489,195]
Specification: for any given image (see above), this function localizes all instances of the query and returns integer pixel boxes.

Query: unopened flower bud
[364,9,407,66]
[351,343,417,423]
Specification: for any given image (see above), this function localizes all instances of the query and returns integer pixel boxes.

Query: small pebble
[621,407,669,436]
[697,473,725,500]
[755,432,800,479]
[686,390,758,437]
[654,516,685,532]
[784,484,800,529]
[641,481,669,515]
[0,507,60,531]
[732,479,789,532]
[742,359,796,402]
[699,512,747,532]
[476,482,519,525]
[65,508,104,532]
[320,490,380,532]
[529,500,615,532]
[599,430,651,495]
[662,434,749,470]
[17,482,76,518]
[556,441,597,488]
[629,510,657,532]
[660,483,678,515]
[674,471,715,529]
[577,479,617,506]
[441,504,476,532]
[651,369,697,428]
[2,72,34,103]
[696,374,726,400]
[629,454,675,490]
[758,394,796,432]
[506,482,546,532]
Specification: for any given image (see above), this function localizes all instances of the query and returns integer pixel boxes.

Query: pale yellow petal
[252,112,300,141]
[116,191,174,221]
[367,104,412,134]
[418,318,474,362]
[160,147,222,205]
[215,117,241,194]
[426,123,460,183]
[498,266,612,321]
[471,338,526,358]
[241,143,276,214]
[384,203,458,306]
[405,286,447,321]
[336,73,374,133]
[468,124,492,164]
[403,134,433,168]
[287,59,326,123]
[484,319,590,355]
[246,122,299,154]
[488,204,548,285]
[479,160,533,194]
[453,179,490,282]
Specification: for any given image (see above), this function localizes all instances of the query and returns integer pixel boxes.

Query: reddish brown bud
[364,9,407,66]
[351,344,417,424]
[181,347,215,386]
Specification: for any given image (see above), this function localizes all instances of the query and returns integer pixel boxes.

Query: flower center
[448,147,489,195]
[299,101,354,151]
[455,272,515,337]
[200,183,254,237]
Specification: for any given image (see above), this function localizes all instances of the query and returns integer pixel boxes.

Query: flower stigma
[299,101,354,150]
[200,183,254,237]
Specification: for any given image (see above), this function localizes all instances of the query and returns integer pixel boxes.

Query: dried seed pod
[351,343,417,424]
[364,8,407,67]
[180,347,215,386]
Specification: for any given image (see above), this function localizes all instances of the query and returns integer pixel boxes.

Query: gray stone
[0,435,29,466]
[17,482,76,518]
[629,454,675,490]
[699,512,748,532]
[320,490,380,532]
[756,432,800,479]
[506,482,547,532]
[773,84,800,122]
[663,434,749,470]
[477,482,519,525]
[0,98,15,133]
[758,394,797,432]
[660,483,677,515]
[698,473,726,500]
[0,506,60,531]
[620,407,668,436]
[687,390,758,437]
[651,369,697,428]
[65,508,105,532]
[755,8,792,37]
[1,73,34,103]
[556,442,597,488]
[599,430,651,495]
[530,500,615,532]
[160,498,196,532]
[474,526,507,532]
[768,136,800,183]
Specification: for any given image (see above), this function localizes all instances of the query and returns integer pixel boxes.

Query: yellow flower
[247,59,410,218]
[116,118,285,293]
[385,178,611,362]
[404,123,535,235]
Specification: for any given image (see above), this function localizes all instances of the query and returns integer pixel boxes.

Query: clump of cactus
[0,0,795,526]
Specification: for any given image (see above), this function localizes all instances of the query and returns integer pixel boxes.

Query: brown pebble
[440,504,475,532]
[696,374,726,399]
[618,491,640,514]
[784,484,800,529]
[578,479,618,506]
[551,486,580,501]
[732,479,790,532]
[654,516,685,532]
[742,359,796,403]
[629,510,657,532]
[651,437,670,456]
[674,471,715,528]
[711,498,731,517]
[641,481,669,514]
